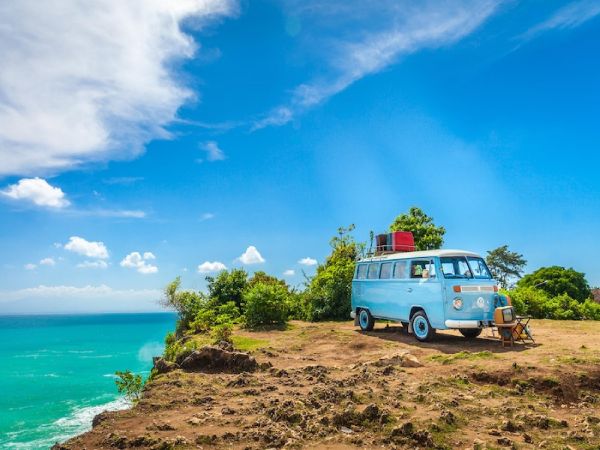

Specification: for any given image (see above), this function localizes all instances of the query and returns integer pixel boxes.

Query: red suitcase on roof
[391,231,415,252]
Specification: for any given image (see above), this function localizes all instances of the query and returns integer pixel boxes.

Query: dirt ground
[56,320,600,450]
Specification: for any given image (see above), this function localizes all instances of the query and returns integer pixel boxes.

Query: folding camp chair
[513,316,534,344]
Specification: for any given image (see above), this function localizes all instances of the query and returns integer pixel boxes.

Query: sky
[1,0,599,313]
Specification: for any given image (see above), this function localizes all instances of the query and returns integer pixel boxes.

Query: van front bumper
[350,311,356,319]
[445,319,481,329]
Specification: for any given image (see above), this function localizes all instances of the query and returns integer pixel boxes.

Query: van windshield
[440,256,492,279]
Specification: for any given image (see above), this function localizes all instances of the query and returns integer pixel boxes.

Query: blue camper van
[351,250,504,342]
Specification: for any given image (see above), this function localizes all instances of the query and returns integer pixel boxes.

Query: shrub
[160,277,207,335]
[211,322,233,344]
[304,225,361,321]
[164,337,198,363]
[206,269,248,309]
[243,281,288,328]
[115,370,144,402]
[507,286,600,321]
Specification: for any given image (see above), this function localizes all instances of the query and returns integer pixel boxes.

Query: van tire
[358,309,375,332]
[459,328,482,339]
[410,311,435,342]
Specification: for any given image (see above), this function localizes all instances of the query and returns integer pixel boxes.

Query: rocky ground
[56,320,600,449]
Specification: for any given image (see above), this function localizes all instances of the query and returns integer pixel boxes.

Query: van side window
[393,261,408,279]
[410,260,436,279]
[380,262,393,279]
[367,263,379,279]
[356,264,367,279]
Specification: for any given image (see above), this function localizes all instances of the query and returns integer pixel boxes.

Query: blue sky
[1,0,599,313]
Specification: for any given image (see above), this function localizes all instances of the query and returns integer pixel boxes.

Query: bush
[115,370,144,402]
[211,322,233,344]
[163,337,198,363]
[507,286,600,321]
[243,281,288,329]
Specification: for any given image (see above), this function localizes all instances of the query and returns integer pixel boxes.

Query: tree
[389,207,445,251]
[305,225,362,321]
[485,245,527,288]
[206,269,248,309]
[115,370,144,402]
[517,266,592,302]
[160,277,206,334]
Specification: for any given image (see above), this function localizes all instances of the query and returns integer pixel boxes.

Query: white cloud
[1,177,70,208]
[81,209,147,219]
[64,236,109,259]
[0,0,238,176]
[197,261,227,273]
[254,1,500,129]
[53,242,63,248]
[237,246,266,265]
[283,269,295,276]
[76,260,109,269]
[24,263,37,270]
[120,251,158,274]
[39,257,56,266]
[200,212,216,221]
[199,141,226,162]
[523,0,600,39]
[298,257,318,266]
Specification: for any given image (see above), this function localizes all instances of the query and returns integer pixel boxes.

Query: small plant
[115,370,144,402]
[211,322,233,344]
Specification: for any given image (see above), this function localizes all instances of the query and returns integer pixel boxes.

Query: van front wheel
[459,328,482,339]
[411,311,435,342]
[358,309,375,332]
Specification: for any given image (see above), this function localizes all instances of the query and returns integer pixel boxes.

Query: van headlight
[453,298,463,310]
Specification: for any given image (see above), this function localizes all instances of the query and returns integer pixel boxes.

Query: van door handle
[407,288,413,293]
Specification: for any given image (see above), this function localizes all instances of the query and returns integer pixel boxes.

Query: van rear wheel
[358,309,375,332]
[411,311,435,342]
[459,328,482,339]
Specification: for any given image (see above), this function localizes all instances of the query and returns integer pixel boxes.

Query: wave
[1,397,131,450]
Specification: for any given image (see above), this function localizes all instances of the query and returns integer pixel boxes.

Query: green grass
[232,335,269,351]
[429,351,495,365]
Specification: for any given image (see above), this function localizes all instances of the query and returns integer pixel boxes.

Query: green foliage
[517,266,592,302]
[305,225,360,321]
[285,290,310,321]
[163,337,198,363]
[206,269,248,309]
[211,322,233,344]
[115,370,144,402]
[243,281,289,328]
[160,277,206,334]
[486,245,527,288]
[247,271,288,290]
[389,207,445,251]
[508,286,600,320]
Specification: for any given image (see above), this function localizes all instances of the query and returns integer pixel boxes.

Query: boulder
[179,346,259,373]
[400,354,423,368]
[152,356,179,374]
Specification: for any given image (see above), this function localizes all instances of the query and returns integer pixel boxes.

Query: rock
[523,433,533,444]
[216,340,234,352]
[340,426,353,434]
[221,407,236,415]
[497,437,513,447]
[152,356,179,374]
[179,346,259,373]
[92,411,110,428]
[472,438,485,450]
[391,421,415,437]
[401,354,423,368]
[441,410,457,425]
[187,417,202,425]
[501,420,521,432]
[51,445,69,450]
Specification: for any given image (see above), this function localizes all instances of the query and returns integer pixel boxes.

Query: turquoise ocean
[0,313,176,449]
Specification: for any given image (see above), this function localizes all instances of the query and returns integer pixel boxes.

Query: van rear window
[356,264,367,279]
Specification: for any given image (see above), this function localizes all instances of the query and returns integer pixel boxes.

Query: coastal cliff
[56,320,600,449]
